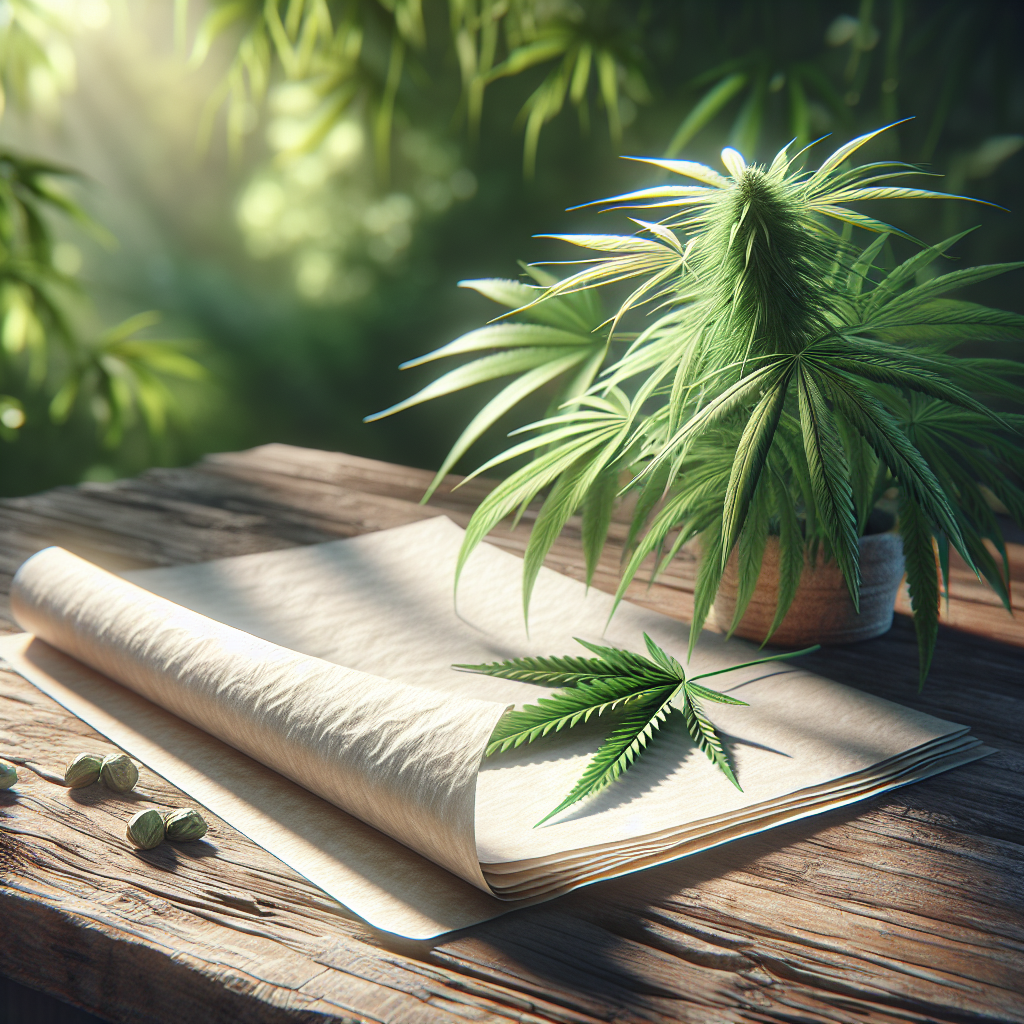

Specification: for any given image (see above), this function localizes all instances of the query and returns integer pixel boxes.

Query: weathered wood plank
[0,448,693,640]
[1,443,1022,1024]
[3,668,1021,1024]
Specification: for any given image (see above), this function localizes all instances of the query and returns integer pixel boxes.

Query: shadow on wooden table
[793,613,1024,755]
[0,975,107,1024]
[415,751,1020,1022]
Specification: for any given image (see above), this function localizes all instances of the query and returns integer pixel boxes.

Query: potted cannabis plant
[370,125,1024,685]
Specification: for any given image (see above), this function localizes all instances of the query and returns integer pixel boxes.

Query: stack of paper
[0,516,987,938]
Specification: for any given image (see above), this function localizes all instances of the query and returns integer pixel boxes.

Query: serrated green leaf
[455,414,627,595]
[880,262,1024,316]
[647,358,792,479]
[486,676,650,755]
[400,324,597,369]
[897,492,939,688]
[720,366,792,563]
[808,203,921,242]
[828,186,985,204]
[863,229,976,315]
[520,420,630,620]
[365,347,581,422]
[466,634,818,821]
[535,685,678,825]
[683,682,748,704]
[691,518,726,654]
[807,341,1006,423]
[458,277,543,309]
[678,687,741,790]
[420,353,589,502]
[807,121,914,186]
[626,156,731,188]
[820,369,967,559]
[729,472,771,635]
[847,232,890,297]
[459,277,596,333]
[587,185,716,209]
[581,461,621,587]
[765,469,804,642]
[797,365,861,608]
[456,651,646,687]
[641,632,685,678]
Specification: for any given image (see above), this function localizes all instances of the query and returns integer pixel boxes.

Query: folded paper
[0,516,988,938]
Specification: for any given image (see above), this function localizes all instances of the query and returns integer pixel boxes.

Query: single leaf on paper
[457,635,817,825]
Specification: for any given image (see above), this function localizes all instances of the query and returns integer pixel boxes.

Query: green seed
[126,808,165,850]
[0,760,17,790]
[101,754,139,793]
[65,753,103,789]
[164,808,208,842]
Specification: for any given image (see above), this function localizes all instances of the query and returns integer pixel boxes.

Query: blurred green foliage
[0,145,207,492]
[0,0,75,117]
[185,0,650,176]
[0,0,1020,496]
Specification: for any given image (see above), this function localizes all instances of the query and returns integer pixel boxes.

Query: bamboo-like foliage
[48,312,209,450]
[0,151,207,460]
[180,1,1023,192]
[182,0,646,175]
[381,124,1024,686]
[0,0,71,117]
[461,0,649,177]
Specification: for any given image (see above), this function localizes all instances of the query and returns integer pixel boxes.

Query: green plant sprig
[457,634,818,826]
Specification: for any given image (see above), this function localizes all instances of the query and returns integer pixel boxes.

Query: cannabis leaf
[364,266,609,504]
[457,635,817,825]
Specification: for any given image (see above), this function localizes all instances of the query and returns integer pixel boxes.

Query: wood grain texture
[0,443,1021,1024]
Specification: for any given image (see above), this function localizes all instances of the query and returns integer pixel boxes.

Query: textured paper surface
[0,516,988,937]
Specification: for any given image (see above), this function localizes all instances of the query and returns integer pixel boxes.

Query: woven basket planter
[711,530,906,647]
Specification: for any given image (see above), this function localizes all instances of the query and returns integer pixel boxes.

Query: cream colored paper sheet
[0,516,988,938]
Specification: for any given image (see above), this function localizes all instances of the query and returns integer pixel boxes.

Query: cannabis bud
[65,753,103,789]
[164,808,208,842]
[126,808,165,850]
[101,754,139,793]
[0,760,17,790]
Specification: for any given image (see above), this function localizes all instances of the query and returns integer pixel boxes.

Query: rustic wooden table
[0,444,1021,1024]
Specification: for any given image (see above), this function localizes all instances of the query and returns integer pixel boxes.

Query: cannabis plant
[373,125,1024,685]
